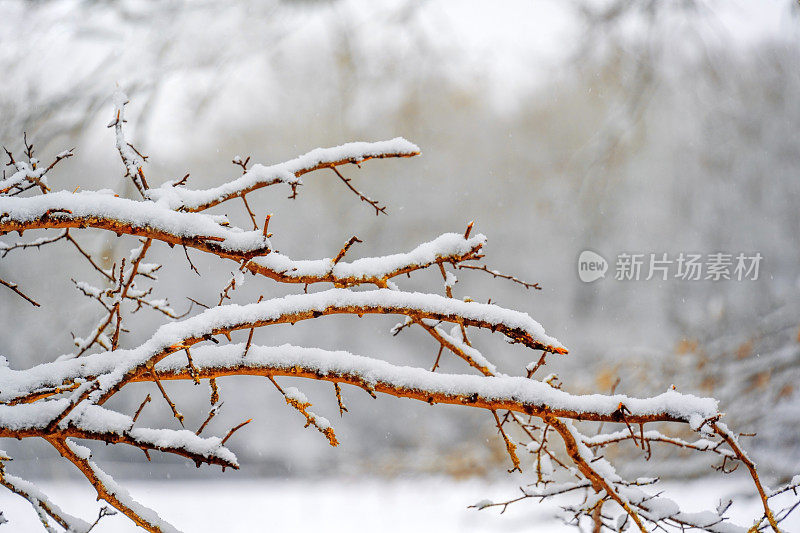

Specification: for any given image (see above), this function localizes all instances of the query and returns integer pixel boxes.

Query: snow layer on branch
[0,472,93,533]
[64,440,183,533]
[0,286,563,404]
[249,232,486,281]
[146,287,563,351]
[520,481,592,498]
[582,428,736,458]
[0,401,66,430]
[111,90,145,181]
[127,428,234,464]
[0,401,237,467]
[0,164,43,193]
[566,421,621,482]
[154,343,720,424]
[618,485,745,533]
[282,386,309,404]
[437,322,498,375]
[146,138,420,211]
[0,191,270,254]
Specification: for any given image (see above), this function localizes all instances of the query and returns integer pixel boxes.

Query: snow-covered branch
[0,468,95,533]
[0,100,794,533]
[243,232,486,287]
[147,343,718,426]
[50,439,180,533]
[146,138,420,212]
[0,191,271,260]
[0,402,237,469]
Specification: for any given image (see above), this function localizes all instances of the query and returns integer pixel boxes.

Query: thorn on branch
[127,143,148,162]
[23,132,35,167]
[132,394,152,423]
[3,146,15,166]
[241,195,258,230]
[150,371,184,427]
[526,352,548,378]
[329,165,387,216]
[196,402,223,436]
[221,419,252,446]
[183,246,200,276]
[262,214,272,239]
[209,378,220,405]
[241,332,256,361]
[110,260,126,351]
[334,383,348,416]
[43,147,75,175]
[217,271,241,306]
[390,317,413,336]
[185,348,200,385]
[431,345,444,372]
[268,376,338,446]
[172,173,190,187]
[90,506,117,531]
[240,296,262,360]
[333,236,362,265]
[232,155,250,173]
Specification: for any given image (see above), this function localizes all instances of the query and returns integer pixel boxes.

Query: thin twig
[712,422,779,532]
[431,345,444,372]
[333,236,362,265]
[183,246,200,276]
[209,378,220,405]
[185,348,200,385]
[196,403,223,436]
[0,277,40,307]
[132,394,151,423]
[492,409,521,473]
[329,165,387,215]
[458,264,542,290]
[221,419,252,445]
[65,231,114,282]
[150,370,184,427]
[334,383,348,416]
[241,195,258,230]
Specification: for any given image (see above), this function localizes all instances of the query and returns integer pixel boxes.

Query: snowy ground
[0,476,797,532]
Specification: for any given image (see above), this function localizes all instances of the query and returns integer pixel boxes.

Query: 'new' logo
[578,250,607,283]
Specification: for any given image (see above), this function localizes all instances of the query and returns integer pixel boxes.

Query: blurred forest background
[1,0,799,485]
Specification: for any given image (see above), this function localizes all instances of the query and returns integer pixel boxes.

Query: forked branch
[0,109,793,533]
